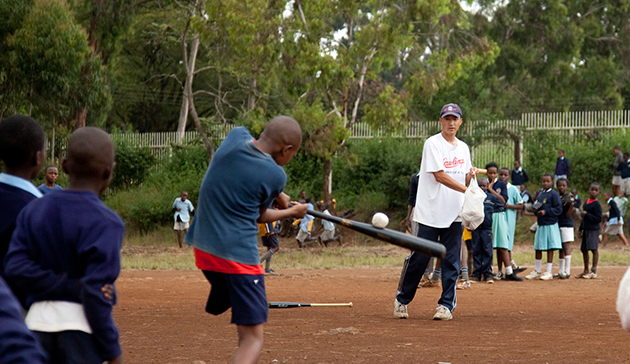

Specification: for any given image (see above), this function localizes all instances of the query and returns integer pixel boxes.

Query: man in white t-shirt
[394,103,480,321]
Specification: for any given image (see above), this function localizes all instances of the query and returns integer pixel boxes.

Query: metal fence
[45,110,630,169]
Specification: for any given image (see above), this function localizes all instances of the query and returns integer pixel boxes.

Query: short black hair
[557,177,569,186]
[0,115,45,168]
[542,173,553,180]
[44,165,57,172]
[485,161,498,170]
[500,167,510,173]
[614,145,621,151]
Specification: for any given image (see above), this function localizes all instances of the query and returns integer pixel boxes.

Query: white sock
[506,266,514,275]
[535,259,542,273]
[558,259,565,274]
[565,255,571,274]
[547,263,553,273]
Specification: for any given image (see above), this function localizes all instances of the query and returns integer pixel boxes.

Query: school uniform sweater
[490,180,508,213]
[536,189,562,226]
[4,191,124,360]
[511,168,529,185]
[0,276,47,363]
[558,193,574,228]
[0,183,39,275]
[582,199,603,230]
[608,198,621,220]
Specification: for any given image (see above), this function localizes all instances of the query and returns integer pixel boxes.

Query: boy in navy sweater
[186,116,308,363]
[471,177,497,283]
[5,127,123,364]
[577,183,603,279]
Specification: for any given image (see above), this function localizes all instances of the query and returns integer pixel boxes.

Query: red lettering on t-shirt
[443,157,465,168]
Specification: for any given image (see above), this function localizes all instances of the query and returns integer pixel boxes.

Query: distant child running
[319,202,341,246]
[185,117,308,363]
[5,127,124,364]
[602,190,629,246]
[526,174,562,281]
[173,191,194,248]
[577,183,603,279]
[556,178,575,279]
[296,199,315,248]
[37,165,63,195]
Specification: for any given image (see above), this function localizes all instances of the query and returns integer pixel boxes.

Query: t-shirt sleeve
[422,140,444,173]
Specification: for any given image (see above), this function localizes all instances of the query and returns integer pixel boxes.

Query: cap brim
[440,112,461,118]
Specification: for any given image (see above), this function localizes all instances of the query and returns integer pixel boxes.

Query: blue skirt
[534,223,562,250]
[492,212,510,249]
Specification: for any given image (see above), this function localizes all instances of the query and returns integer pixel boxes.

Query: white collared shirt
[0,173,42,198]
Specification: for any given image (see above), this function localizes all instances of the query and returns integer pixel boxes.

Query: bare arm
[487,179,506,204]
[400,205,413,231]
[258,203,308,223]
[433,171,467,193]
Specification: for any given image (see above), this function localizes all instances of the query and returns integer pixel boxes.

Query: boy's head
[299,190,306,200]
[541,173,553,190]
[485,162,498,181]
[258,116,302,166]
[604,190,613,200]
[320,202,329,211]
[180,191,188,201]
[624,152,629,161]
[614,146,621,154]
[588,183,601,199]
[514,160,520,169]
[499,167,510,182]
[44,165,59,184]
[571,188,578,195]
[520,184,527,192]
[558,149,565,157]
[478,177,488,192]
[0,115,46,179]
[62,127,115,195]
[556,177,569,195]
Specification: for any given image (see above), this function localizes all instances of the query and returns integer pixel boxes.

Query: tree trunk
[177,32,200,143]
[322,157,333,203]
[248,76,257,111]
[76,108,87,128]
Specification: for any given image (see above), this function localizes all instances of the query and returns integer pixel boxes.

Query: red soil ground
[115,266,630,363]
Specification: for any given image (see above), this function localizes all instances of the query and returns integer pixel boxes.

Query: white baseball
[371,212,389,228]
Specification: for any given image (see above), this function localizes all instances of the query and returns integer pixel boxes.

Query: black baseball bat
[306,209,446,258]
[269,302,353,308]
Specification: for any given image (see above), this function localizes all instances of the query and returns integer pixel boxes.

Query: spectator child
[486,162,522,281]
[37,165,63,195]
[613,146,623,196]
[0,115,46,303]
[259,202,280,274]
[617,152,630,197]
[173,191,195,248]
[184,117,308,362]
[614,191,628,222]
[555,149,570,185]
[501,167,526,274]
[5,127,124,364]
[457,228,472,289]
[525,174,563,281]
[471,177,496,283]
[511,160,529,187]
[556,178,575,279]
[577,183,603,279]
[602,190,628,246]
[520,184,532,204]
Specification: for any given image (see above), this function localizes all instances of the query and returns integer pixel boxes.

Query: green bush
[110,142,155,192]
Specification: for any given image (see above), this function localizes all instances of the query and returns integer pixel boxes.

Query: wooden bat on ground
[305,208,446,258]
[269,302,353,308]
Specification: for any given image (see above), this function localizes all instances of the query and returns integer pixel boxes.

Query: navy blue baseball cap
[439,103,462,118]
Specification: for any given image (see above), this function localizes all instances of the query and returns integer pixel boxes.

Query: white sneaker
[583,272,598,279]
[525,271,542,280]
[394,299,408,319]
[433,305,452,320]
[540,271,553,281]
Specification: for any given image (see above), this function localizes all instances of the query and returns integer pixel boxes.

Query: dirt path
[115,267,630,363]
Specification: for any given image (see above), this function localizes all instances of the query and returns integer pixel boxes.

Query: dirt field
[115,267,630,364]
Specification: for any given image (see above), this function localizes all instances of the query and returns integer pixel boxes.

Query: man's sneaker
[456,280,471,290]
[394,299,408,319]
[559,272,570,279]
[504,273,524,281]
[484,276,495,284]
[494,272,504,281]
[583,272,598,279]
[433,305,452,320]
[525,271,542,280]
[540,272,553,281]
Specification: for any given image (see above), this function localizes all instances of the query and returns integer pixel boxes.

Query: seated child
[5,127,124,364]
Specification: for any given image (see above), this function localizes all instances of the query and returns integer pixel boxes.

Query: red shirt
[194,248,264,275]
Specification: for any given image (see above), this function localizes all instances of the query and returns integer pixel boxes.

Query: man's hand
[289,202,308,218]
[102,284,114,302]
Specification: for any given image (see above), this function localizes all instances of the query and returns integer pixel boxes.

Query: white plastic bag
[461,176,485,230]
